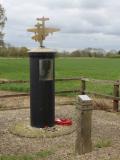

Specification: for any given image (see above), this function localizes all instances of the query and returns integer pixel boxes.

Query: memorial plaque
[39,59,53,80]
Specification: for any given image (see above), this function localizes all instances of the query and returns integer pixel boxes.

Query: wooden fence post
[113,81,119,112]
[81,79,86,94]
[75,95,93,155]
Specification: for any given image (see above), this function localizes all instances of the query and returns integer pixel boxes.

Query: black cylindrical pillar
[29,48,55,128]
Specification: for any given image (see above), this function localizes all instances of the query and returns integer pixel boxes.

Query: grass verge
[0,150,54,160]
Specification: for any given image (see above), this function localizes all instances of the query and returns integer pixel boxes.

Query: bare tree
[0,4,7,47]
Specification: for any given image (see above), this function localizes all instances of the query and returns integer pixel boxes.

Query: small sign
[78,95,91,101]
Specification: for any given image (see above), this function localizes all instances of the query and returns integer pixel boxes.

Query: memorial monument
[27,17,59,128]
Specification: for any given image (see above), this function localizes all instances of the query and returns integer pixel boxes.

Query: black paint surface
[29,51,55,128]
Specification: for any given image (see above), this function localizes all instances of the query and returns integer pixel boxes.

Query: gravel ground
[0,103,120,160]
[0,91,120,159]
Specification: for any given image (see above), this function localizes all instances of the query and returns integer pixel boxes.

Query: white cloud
[80,0,106,9]
[1,0,120,50]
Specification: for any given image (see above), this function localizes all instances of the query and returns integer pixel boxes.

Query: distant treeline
[1,47,120,58]
[57,48,120,58]
[0,47,28,57]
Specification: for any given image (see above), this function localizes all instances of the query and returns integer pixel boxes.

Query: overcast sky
[1,0,120,51]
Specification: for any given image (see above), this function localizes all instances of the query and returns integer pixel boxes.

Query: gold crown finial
[27,17,60,48]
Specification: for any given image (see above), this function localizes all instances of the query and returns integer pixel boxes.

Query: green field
[0,57,120,95]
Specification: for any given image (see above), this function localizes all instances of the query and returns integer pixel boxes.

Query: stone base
[9,121,75,138]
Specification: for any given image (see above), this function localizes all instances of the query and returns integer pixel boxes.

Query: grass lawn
[0,57,120,95]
